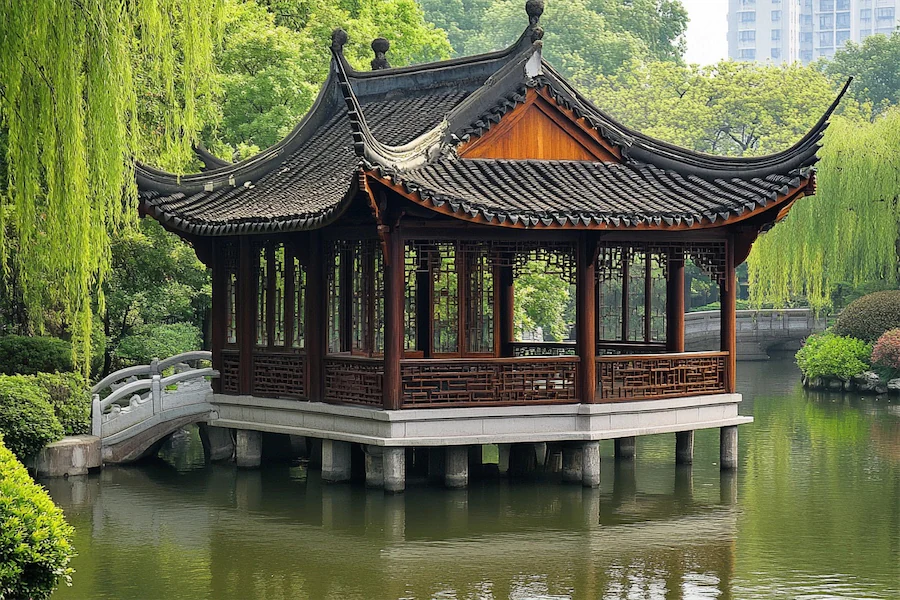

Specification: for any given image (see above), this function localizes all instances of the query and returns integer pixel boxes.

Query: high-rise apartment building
[727,0,900,65]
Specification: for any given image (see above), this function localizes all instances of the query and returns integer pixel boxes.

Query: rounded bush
[833,290,900,342]
[796,332,871,381]
[0,434,75,599]
[0,375,64,460]
[0,335,73,376]
[871,328,900,376]
[32,373,92,436]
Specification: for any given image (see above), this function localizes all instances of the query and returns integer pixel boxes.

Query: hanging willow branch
[0,0,222,371]
[748,110,900,311]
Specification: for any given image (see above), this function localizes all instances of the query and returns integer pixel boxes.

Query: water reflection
[46,356,899,600]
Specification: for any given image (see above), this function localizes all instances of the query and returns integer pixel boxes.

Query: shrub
[114,322,202,367]
[795,332,872,381]
[871,328,900,379]
[0,335,73,376]
[833,290,900,342]
[32,373,92,436]
[0,434,75,599]
[0,376,64,460]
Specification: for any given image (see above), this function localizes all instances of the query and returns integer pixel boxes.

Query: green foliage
[796,333,872,381]
[514,263,573,342]
[31,373,92,437]
[0,434,75,599]
[832,291,900,342]
[748,111,900,311]
[0,0,224,373]
[689,300,752,312]
[871,328,900,378]
[115,323,203,367]
[0,376,63,460]
[0,336,73,376]
[822,31,900,115]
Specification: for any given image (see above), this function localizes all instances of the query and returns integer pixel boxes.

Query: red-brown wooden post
[577,233,597,403]
[494,257,515,358]
[238,237,254,395]
[383,227,404,410]
[666,250,686,353]
[210,239,225,394]
[306,231,326,402]
[720,238,737,392]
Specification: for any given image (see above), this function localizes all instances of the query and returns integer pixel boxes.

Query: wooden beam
[383,227,404,410]
[666,251,686,353]
[720,238,737,393]
[306,231,326,401]
[577,233,597,403]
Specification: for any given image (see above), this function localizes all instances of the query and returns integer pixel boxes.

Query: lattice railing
[401,357,579,408]
[596,352,727,401]
[510,342,577,357]
[221,350,240,394]
[324,356,384,407]
[252,351,305,398]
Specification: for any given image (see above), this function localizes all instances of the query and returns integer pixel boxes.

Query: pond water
[47,356,899,599]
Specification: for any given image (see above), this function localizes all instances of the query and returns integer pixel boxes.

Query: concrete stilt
[497,444,511,475]
[615,436,635,461]
[720,470,738,505]
[235,429,262,468]
[720,426,738,470]
[383,447,406,493]
[199,424,234,462]
[445,446,468,489]
[581,441,601,488]
[675,430,694,465]
[322,439,352,482]
[364,445,384,488]
[561,445,583,483]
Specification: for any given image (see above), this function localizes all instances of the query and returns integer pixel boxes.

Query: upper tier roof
[137,1,847,236]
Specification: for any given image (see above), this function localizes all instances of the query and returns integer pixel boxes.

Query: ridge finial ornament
[331,28,349,53]
[525,0,544,27]
[371,37,390,70]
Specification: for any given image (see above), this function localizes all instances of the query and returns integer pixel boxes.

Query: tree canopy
[822,31,900,116]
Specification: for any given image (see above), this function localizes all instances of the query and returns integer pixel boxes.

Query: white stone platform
[210,393,752,447]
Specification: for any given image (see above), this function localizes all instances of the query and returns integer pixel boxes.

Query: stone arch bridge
[684,309,826,360]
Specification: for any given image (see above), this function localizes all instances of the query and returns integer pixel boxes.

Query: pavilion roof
[137,1,847,236]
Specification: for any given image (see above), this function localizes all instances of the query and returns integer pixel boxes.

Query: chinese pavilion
[135,1,843,490]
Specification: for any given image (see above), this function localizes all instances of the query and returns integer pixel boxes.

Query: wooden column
[210,239,225,394]
[720,238,737,392]
[577,233,597,404]
[383,227,404,410]
[494,262,515,358]
[238,237,254,395]
[306,231,326,402]
[666,252,685,353]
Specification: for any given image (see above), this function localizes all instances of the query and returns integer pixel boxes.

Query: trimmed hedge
[796,332,872,381]
[833,291,900,342]
[0,335,73,376]
[0,376,64,460]
[32,373,92,436]
[0,434,75,599]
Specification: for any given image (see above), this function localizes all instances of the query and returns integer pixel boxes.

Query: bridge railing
[91,352,217,438]
[684,309,827,337]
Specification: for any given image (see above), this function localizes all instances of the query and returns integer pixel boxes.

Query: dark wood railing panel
[596,351,727,402]
[324,355,384,407]
[221,350,240,394]
[401,357,579,408]
[510,341,577,357]
[252,350,306,398]
[596,341,668,355]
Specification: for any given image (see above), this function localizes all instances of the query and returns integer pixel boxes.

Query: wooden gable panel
[459,90,620,162]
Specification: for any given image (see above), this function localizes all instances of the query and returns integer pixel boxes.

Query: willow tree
[747,110,900,311]
[0,0,223,369]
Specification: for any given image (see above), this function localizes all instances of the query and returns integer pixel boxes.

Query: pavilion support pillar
[199,423,233,462]
[666,252,686,353]
[495,263,515,358]
[322,439,352,483]
[577,233,597,403]
[561,444,583,484]
[210,240,225,394]
[382,225,404,410]
[582,441,601,488]
[445,446,468,489]
[238,237,254,395]
[364,445,384,488]
[383,447,406,493]
[615,436,635,461]
[721,238,737,392]
[675,431,694,465]
[307,231,326,402]
[720,426,739,471]
[235,430,262,468]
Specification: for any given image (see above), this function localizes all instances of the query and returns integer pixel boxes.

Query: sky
[681,0,729,65]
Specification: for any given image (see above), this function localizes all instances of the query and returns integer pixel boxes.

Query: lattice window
[404,245,419,352]
[373,247,385,354]
[627,249,647,342]
[273,245,286,346]
[255,245,268,346]
[351,241,368,353]
[466,249,494,353]
[597,245,623,341]
[292,256,306,349]
[327,244,342,353]
[432,243,459,354]
[223,243,238,345]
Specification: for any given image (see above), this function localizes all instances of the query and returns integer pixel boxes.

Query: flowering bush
[871,328,900,378]
[796,332,871,381]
